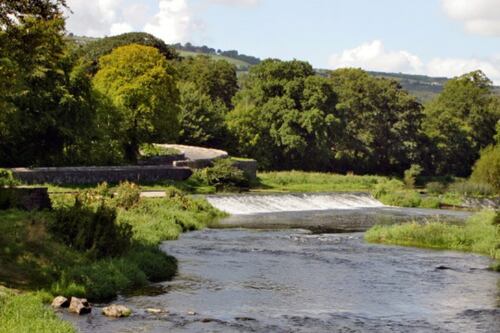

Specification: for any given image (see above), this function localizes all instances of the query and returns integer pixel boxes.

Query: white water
[206,192,385,215]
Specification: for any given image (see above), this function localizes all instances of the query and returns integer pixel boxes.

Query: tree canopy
[93,44,180,162]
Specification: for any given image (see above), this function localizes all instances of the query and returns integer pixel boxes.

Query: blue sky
[66,0,500,82]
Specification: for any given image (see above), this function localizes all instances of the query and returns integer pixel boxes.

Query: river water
[65,194,499,332]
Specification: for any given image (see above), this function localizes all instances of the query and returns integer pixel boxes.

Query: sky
[65,0,500,83]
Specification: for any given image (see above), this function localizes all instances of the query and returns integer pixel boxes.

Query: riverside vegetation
[0,182,225,332]
[365,210,500,271]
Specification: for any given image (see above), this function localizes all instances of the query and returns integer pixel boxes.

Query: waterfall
[206,192,384,215]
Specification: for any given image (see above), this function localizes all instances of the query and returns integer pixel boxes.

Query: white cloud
[65,0,148,37]
[441,0,500,36]
[207,0,261,6]
[328,40,500,84]
[144,0,197,43]
[329,40,423,73]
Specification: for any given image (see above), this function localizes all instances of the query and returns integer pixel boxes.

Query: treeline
[172,42,261,65]
[0,1,499,179]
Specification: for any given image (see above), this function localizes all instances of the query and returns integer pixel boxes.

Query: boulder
[51,296,69,308]
[102,304,132,318]
[68,297,91,315]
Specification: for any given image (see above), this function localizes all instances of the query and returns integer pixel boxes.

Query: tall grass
[257,171,387,192]
[0,288,75,333]
[365,210,500,262]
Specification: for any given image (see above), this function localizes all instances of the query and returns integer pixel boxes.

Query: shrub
[419,197,441,209]
[139,144,180,157]
[198,159,249,191]
[51,202,132,258]
[449,181,496,197]
[125,246,177,282]
[0,169,19,187]
[113,181,141,209]
[471,145,500,193]
[372,179,422,207]
[403,164,423,189]
[426,181,447,195]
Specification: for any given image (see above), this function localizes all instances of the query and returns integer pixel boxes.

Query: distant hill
[67,35,499,102]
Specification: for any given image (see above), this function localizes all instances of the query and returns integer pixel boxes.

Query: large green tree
[175,55,238,108]
[0,1,96,166]
[330,68,425,174]
[227,59,339,170]
[423,70,500,176]
[93,44,180,162]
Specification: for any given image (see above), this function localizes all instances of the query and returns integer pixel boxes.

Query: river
[65,193,499,333]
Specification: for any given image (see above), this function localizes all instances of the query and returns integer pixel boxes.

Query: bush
[113,181,141,209]
[125,246,177,282]
[403,164,423,189]
[449,181,496,197]
[419,197,441,209]
[139,144,180,157]
[372,179,422,207]
[471,145,500,193]
[198,159,249,191]
[426,181,447,195]
[51,202,132,258]
[0,169,19,187]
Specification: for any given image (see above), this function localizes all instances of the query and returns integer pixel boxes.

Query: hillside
[67,35,499,102]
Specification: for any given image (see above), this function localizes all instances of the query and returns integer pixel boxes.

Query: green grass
[256,171,387,192]
[0,287,75,333]
[365,210,500,267]
[0,186,226,332]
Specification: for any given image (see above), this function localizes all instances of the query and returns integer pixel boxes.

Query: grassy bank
[0,184,224,332]
[0,287,75,333]
[365,210,500,270]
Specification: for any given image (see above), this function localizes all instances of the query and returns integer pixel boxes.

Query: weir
[206,192,384,215]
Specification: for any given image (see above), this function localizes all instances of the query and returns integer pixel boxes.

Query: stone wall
[232,160,258,181]
[138,153,186,166]
[12,166,192,185]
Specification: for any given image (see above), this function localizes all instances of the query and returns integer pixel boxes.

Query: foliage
[365,210,500,261]
[0,289,76,333]
[174,55,238,108]
[403,164,423,189]
[112,181,141,210]
[73,32,178,74]
[426,181,447,195]
[0,169,19,187]
[93,44,180,162]
[372,179,422,207]
[257,171,386,192]
[227,59,339,170]
[139,144,180,157]
[470,145,500,193]
[423,71,500,176]
[177,81,227,146]
[51,202,132,258]
[330,68,425,174]
[0,0,67,26]
[197,159,250,191]
[449,180,496,197]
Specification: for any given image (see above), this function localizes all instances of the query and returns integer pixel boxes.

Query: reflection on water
[65,229,499,333]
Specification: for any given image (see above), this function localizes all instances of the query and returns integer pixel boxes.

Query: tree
[227,59,339,170]
[423,71,500,176]
[0,5,97,166]
[93,44,180,162]
[0,0,67,26]
[330,68,425,174]
[177,82,226,147]
[174,55,238,108]
[471,145,500,193]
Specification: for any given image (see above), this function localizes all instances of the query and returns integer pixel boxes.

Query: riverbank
[0,184,225,332]
[365,210,500,271]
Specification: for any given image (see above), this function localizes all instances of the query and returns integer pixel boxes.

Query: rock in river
[68,297,92,315]
[103,305,132,318]
[51,296,69,308]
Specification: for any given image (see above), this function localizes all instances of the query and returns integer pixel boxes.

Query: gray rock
[102,304,132,318]
[68,297,91,315]
[51,296,69,308]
